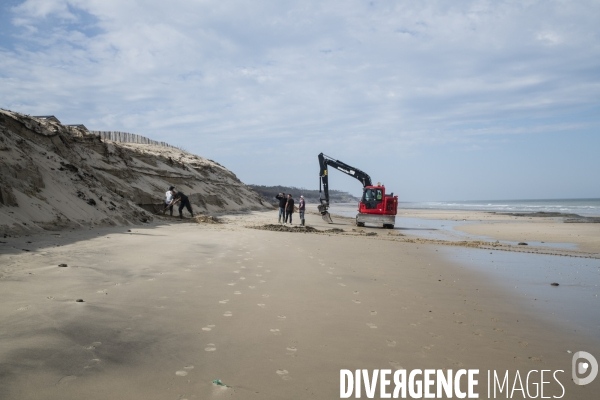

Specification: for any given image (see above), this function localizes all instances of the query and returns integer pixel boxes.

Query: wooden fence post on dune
[89,130,175,148]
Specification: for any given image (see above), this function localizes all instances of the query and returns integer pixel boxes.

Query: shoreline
[1,209,599,399]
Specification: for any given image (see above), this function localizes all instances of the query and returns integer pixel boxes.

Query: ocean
[399,198,600,217]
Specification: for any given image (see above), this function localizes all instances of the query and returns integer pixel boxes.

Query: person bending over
[171,190,194,219]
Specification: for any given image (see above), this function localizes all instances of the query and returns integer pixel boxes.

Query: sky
[1,0,599,201]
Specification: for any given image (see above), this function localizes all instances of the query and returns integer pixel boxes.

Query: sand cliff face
[0,109,270,235]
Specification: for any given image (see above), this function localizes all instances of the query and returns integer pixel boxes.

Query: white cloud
[1,0,599,198]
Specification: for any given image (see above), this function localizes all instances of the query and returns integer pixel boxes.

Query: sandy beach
[1,209,599,399]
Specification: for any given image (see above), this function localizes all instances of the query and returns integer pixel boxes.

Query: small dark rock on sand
[58,263,68,267]
[76,299,84,302]
[518,242,528,246]
[550,282,559,286]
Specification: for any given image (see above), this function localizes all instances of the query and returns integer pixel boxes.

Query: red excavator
[318,153,398,228]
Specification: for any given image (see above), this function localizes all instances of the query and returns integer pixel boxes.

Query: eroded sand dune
[0,109,270,235]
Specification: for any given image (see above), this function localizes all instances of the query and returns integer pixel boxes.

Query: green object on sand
[212,379,231,388]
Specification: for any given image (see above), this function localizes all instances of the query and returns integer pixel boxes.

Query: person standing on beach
[298,195,305,226]
[285,194,295,224]
[170,190,194,219]
[276,192,286,223]
[164,186,174,216]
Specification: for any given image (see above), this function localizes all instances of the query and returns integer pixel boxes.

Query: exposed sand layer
[0,109,270,236]
[1,210,598,399]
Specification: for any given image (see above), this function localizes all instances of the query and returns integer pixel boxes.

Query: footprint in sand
[223,311,232,317]
[327,271,333,275]
[256,274,262,277]
[259,280,266,283]
[257,304,266,308]
[148,278,155,281]
[276,369,291,380]
[233,270,240,274]
[386,340,397,347]
[265,270,271,273]
[239,277,246,280]
[338,283,346,287]
[176,370,189,376]
[366,323,377,329]
[227,283,236,286]
[16,305,30,311]
[248,286,256,289]
[352,300,361,304]
[86,342,102,350]
[241,266,246,269]
[57,375,77,386]
[336,277,343,280]
[270,329,281,335]
[262,294,270,298]
[353,291,359,294]
[389,362,403,370]
[205,343,217,352]
[84,359,101,369]
[277,315,287,320]
[184,365,194,370]
[202,325,215,331]
[234,291,242,295]
[370,311,378,316]
[219,299,229,304]
[47,296,55,300]
[257,265,263,268]
[286,346,297,353]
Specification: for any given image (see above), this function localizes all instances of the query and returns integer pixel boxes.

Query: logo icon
[572,351,598,385]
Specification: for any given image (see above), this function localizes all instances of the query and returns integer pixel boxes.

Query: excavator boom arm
[318,153,372,219]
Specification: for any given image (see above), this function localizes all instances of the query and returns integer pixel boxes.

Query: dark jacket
[276,194,287,208]
[285,198,295,212]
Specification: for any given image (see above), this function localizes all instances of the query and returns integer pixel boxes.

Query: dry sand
[1,210,599,399]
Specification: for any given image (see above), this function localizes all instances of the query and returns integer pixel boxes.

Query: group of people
[163,186,194,219]
[276,193,305,226]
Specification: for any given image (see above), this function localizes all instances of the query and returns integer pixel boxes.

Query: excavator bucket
[321,212,333,224]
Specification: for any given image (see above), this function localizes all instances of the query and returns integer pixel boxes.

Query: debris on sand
[75,299,84,302]
[324,228,344,233]
[58,263,68,267]
[550,282,559,286]
[518,242,528,246]
[251,224,318,233]
[192,215,223,224]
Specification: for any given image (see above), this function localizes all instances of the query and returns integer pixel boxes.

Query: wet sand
[1,210,599,399]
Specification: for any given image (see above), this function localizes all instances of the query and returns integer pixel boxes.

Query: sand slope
[0,109,270,236]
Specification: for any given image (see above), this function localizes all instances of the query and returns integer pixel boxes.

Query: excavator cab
[362,188,383,210]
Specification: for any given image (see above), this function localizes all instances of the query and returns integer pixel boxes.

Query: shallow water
[327,204,579,250]
[401,198,600,217]
[326,203,599,340]
[441,247,600,340]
